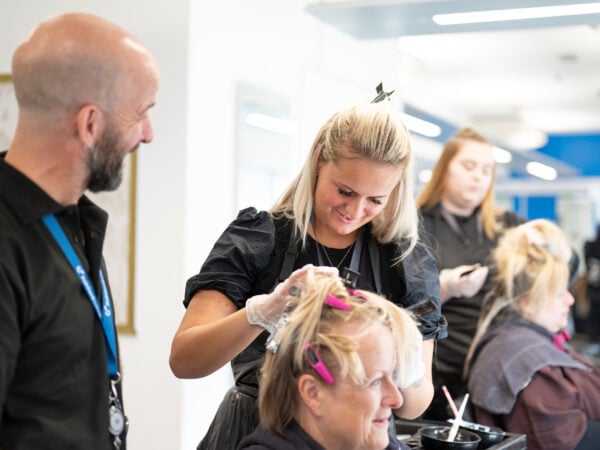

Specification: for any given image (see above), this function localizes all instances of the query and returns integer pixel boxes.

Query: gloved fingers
[280,264,339,296]
[288,263,338,282]
[398,337,425,389]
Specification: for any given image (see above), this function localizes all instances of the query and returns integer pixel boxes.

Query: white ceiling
[396,25,600,137]
[306,0,600,158]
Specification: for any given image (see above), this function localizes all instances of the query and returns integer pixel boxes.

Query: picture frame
[0,73,137,334]
[87,155,137,334]
[0,74,18,150]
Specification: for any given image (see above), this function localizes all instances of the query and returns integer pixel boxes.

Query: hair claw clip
[304,343,334,384]
[371,82,395,103]
[324,293,352,311]
[341,267,361,288]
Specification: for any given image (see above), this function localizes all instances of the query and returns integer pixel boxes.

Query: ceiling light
[475,118,548,151]
[526,161,557,180]
[418,169,432,183]
[492,146,512,164]
[401,113,442,138]
[245,113,295,135]
[433,3,600,25]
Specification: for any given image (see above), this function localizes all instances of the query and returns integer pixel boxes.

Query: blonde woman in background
[466,219,600,450]
[239,269,423,450]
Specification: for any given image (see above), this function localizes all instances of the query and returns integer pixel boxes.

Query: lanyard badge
[108,375,128,449]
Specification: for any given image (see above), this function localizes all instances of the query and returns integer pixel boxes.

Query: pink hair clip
[304,344,334,384]
[347,288,366,301]
[324,293,352,311]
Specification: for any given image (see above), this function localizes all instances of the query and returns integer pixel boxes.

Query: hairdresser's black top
[0,152,123,449]
[184,207,446,391]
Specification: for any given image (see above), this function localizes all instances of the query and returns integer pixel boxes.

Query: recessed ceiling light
[433,3,600,26]
[526,161,557,180]
[401,113,442,138]
[492,146,512,164]
[418,169,432,183]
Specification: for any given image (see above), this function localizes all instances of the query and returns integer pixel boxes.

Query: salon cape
[468,319,589,414]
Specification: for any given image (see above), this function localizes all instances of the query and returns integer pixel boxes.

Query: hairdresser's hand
[246,264,339,333]
[439,264,489,303]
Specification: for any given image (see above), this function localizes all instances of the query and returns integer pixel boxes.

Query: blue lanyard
[42,214,119,377]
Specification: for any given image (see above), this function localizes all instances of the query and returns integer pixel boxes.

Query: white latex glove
[398,336,425,389]
[439,264,489,303]
[246,264,339,333]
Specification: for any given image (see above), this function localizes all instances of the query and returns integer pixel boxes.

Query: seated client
[466,219,600,450]
[239,268,424,450]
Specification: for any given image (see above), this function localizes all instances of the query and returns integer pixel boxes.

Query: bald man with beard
[0,13,159,450]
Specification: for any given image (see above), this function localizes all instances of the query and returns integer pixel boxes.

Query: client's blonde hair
[258,271,422,435]
[464,219,572,378]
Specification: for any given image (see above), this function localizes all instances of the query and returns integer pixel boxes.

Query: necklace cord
[319,242,355,269]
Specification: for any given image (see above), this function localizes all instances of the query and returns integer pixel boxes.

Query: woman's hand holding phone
[440,264,489,302]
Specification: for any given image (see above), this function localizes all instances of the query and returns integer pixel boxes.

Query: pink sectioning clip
[324,294,352,311]
[347,288,366,301]
[303,344,334,384]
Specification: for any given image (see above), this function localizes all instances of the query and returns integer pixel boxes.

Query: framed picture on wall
[0,73,137,334]
[0,74,18,150]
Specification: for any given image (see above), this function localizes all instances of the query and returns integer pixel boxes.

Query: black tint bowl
[458,422,506,449]
[420,426,481,450]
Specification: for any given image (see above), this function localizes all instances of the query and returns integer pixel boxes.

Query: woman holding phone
[416,128,525,420]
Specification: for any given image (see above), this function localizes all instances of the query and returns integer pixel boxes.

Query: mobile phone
[460,265,482,277]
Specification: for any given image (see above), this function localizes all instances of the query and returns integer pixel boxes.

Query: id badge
[109,404,126,436]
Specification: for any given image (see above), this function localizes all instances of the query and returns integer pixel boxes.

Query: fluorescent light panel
[526,161,557,180]
[401,113,442,138]
[245,113,295,135]
[433,3,600,25]
[492,146,513,164]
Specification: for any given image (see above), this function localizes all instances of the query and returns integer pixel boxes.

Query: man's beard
[87,126,134,193]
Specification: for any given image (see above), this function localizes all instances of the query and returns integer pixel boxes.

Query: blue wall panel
[538,134,600,176]
[513,196,557,221]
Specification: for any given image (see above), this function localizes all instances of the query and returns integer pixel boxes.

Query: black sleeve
[398,240,448,340]
[575,420,600,450]
[183,207,276,309]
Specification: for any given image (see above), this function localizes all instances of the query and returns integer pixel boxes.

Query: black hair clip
[371,82,395,103]
[341,267,361,288]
